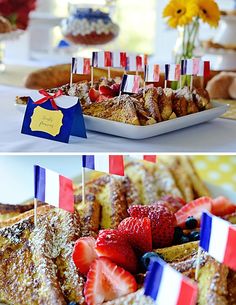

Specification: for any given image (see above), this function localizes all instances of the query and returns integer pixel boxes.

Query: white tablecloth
[1,85,236,153]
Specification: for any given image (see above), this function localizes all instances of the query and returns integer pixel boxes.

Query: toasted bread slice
[83,95,141,125]
[75,175,130,229]
[144,88,162,122]
[0,208,85,305]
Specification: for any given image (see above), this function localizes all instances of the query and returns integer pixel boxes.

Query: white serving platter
[15,101,229,139]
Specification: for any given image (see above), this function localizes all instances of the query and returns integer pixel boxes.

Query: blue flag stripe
[200,212,212,251]
[34,165,45,202]
[82,155,95,170]
[144,260,164,300]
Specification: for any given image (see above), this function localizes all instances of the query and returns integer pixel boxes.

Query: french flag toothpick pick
[82,155,125,176]
[145,65,160,82]
[92,51,112,68]
[144,258,198,305]
[120,74,140,94]
[197,60,210,78]
[165,64,181,82]
[126,55,143,71]
[34,165,74,226]
[71,57,91,75]
[200,211,236,271]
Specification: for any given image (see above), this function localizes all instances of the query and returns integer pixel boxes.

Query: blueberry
[68,302,77,305]
[185,216,198,229]
[189,231,200,241]
[141,252,161,270]
[173,227,183,242]
[180,235,190,244]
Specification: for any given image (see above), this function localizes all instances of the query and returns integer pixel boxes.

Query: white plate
[15,101,229,139]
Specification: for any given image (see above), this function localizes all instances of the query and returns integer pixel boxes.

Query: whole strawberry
[128,205,176,248]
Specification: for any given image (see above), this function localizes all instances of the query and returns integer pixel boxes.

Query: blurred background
[2,0,236,67]
[0,155,235,205]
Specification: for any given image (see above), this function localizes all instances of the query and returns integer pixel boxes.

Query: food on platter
[61,8,119,45]
[202,39,236,52]
[16,77,213,126]
[0,156,236,304]
[0,16,12,33]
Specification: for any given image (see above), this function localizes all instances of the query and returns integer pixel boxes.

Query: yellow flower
[163,0,198,28]
[196,0,220,27]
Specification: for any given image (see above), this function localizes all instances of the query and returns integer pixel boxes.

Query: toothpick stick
[82,167,86,206]
[91,66,94,87]
[70,73,73,88]
[34,197,37,227]
[179,75,182,89]
[190,75,193,91]
[108,67,111,80]
[164,80,167,89]
[195,245,202,281]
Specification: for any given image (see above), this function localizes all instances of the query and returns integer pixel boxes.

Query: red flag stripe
[176,279,198,305]
[109,155,124,176]
[143,155,157,163]
[105,51,112,67]
[120,52,127,68]
[204,61,210,78]
[59,175,74,212]
[223,226,236,271]
[83,58,91,74]
[136,56,143,71]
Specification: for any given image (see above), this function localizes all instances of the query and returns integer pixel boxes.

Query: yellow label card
[30,106,63,136]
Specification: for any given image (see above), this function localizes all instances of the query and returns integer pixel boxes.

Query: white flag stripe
[94,155,109,173]
[113,51,120,67]
[208,216,229,262]
[124,75,136,92]
[197,61,204,76]
[168,65,177,81]
[128,56,137,71]
[186,59,193,75]
[146,65,155,82]
[130,154,144,160]
[76,57,84,74]
[97,52,105,67]
[155,264,181,305]
[45,169,60,207]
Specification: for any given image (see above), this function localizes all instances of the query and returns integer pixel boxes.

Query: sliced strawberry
[212,196,236,217]
[118,217,152,253]
[99,85,116,96]
[95,229,138,273]
[89,88,100,102]
[111,83,121,95]
[96,95,113,103]
[175,197,213,228]
[84,257,137,305]
[72,237,98,275]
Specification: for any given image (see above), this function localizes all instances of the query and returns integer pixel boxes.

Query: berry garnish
[88,88,100,102]
[160,195,186,213]
[95,229,138,273]
[99,85,116,96]
[173,227,183,243]
[128,205,176,248]
[141,252,161,270]
[180,235,190,244]
[212,196,236,217]
[84,257,137,305]
[188,231,200,241]
[185,216,198,229]
[110,83,121,95]
[118,217,152,253]
[175,197,213,228]
[72,237,98,275]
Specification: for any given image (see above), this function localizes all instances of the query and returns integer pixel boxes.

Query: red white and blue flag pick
[144,259,198,305]
[34,165,74,212]
[145,65,160,82]
[112,51,127,69]
[200,211,236,270]
[71,57,91,75]
[126,55,143,71]
[130,154,157,163]
[120,74,140,94]
[165,64,181,81]
[82,155,125,176]
[92,51,112,68]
